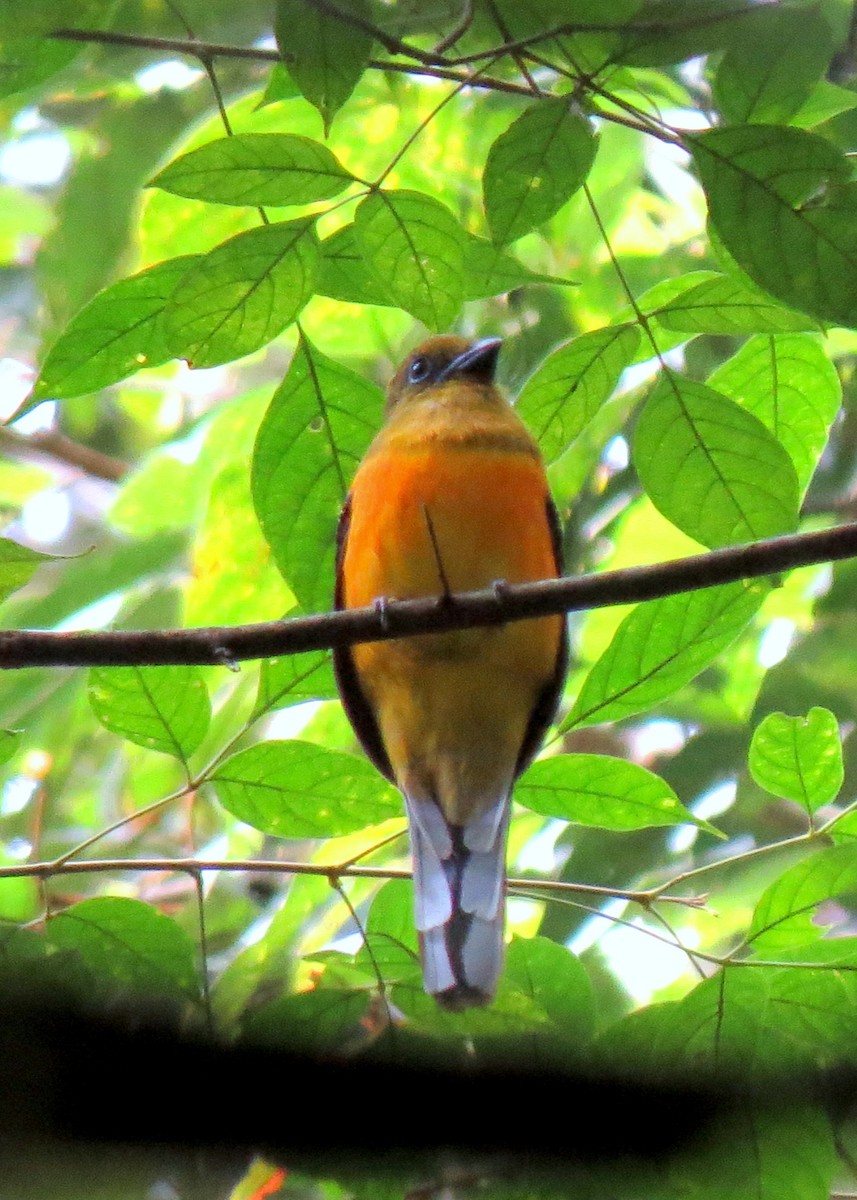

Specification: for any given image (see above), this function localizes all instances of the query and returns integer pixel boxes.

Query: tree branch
[0,854,703,907]
[0,427,129,482]
[1,522,854,670]
[49,28,537,98]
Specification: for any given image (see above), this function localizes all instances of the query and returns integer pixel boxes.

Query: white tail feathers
[406,791,510,1011]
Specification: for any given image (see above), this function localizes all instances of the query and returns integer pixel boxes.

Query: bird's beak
[438,338,502,384]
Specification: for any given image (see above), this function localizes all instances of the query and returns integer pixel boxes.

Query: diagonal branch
[1,522,855,670]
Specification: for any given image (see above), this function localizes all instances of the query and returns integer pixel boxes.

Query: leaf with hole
[252,335,383,614]
[30,256,199,405]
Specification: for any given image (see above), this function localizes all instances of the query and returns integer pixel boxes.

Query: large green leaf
[88,665,211,765]
[692,125,857,329]
[633,372,800,548]
[30,256,198,404]
[517,754,708,831]
[275,0,373,133]
[712,5,834,125]
[564,582,766,730]
[517,325,640,463]
[707,334,840,495]
[483,98,597,245]
[748,845,857,955]
[210,740,400,837]
[252,335,383,614]
[354,190,465,330]
[163,217,318,368]
[653,274,816,336]
[317,224,561,308]
[48,897,200,1000]
[749,707,843,814]
[149,133,356,207]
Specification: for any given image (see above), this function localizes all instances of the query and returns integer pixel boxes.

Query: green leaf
[653,274,817,335]
[210,740,400,837]
[707,334,840,495]
[483,98,597,245]
[0,36,80,99]
[748,845,857,955]
[613,0,767,68]
[185,465,292,627]
[0,727,20,766]
[316,222,394,306]
[244,987,371,1053]
[30,256,198,405]
[503,936,596,1046]
[517,754,708,831]
[791,79,857,129]
[275,0,373,134]
[47,897,199,999]
[317,226,563,308]
[517,325,640,463]
[354,190,465,330]
[691,125,857,329]
[252,335,383,613]
[88,665,211,763]
[149,133,355,207]
[462,235,572,299]
[713,6,834,125]
[749,708,843,814]
[163,217,318,368]
[254,637,337,718]
[633,372,800,548]
[0,532,187,631]
[564,582,766,729]
[0,537,55,606]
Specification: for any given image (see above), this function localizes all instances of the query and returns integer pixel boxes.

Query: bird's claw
[373,596,391,631]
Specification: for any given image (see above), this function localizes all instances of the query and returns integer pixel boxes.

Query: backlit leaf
[484,98,597,245]
[354,189,465,330]
[749,707,843,813]
[163,217,318,368]
[149,133,355,207]
[210,740,400,837]
[633,372,800,548]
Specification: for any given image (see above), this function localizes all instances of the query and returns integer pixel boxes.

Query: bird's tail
[405,790,510,1011]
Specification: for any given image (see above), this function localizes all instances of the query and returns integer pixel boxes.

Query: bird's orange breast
[342,443,558,610]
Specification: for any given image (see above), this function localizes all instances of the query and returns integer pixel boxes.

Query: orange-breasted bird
[333,336,567,1010]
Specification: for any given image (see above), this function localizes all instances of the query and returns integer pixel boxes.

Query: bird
[333,335,567,1011]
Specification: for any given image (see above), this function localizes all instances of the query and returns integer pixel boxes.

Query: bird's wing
[514,496,568,777]
[332,495,395,783]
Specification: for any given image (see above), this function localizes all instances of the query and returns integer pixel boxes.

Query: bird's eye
[407,356,431,384]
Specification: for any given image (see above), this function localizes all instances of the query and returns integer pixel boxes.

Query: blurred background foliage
[3,0,857,1197]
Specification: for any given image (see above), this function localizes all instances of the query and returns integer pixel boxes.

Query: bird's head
[386,336,502,412]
